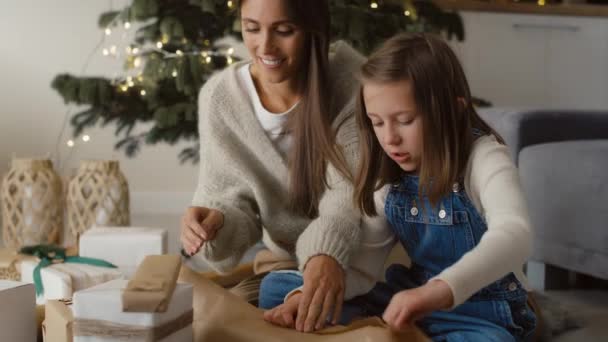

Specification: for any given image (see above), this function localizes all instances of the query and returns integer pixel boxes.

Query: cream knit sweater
[190,42,365,274]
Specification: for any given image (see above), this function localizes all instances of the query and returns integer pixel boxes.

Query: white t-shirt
[237,63,296,158]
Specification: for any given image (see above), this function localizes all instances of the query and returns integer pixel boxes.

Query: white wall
[0,1,253,249]
[0,0,201,196]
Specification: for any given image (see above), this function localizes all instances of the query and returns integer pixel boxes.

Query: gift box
[43,299,74,342]
[79,227,168,278]
[72,279,193,342]
[0,280,36,342]
[20,258,123,304]
[0,248,37,280]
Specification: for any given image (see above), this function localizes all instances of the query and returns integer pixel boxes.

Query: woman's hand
[382,279,454,331]
[295,255,345,332]
[180,206,224,256]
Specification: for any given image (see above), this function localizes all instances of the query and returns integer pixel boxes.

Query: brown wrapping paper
[43,300,74,342]
[122,254,181,313]
[179,265,431,342]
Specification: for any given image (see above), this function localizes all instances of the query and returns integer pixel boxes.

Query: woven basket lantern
[1,159,63,249]
[66,160,130,239]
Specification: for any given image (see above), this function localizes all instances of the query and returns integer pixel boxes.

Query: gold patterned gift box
[0,248,37,280]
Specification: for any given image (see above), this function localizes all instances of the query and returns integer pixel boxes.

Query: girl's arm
[432,135,533,308]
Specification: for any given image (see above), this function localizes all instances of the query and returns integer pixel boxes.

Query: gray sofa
[479,108,608,341]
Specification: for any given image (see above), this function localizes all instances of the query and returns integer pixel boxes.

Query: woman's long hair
[238,0,350,217]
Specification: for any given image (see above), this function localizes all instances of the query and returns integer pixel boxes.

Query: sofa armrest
[500,110,608,164]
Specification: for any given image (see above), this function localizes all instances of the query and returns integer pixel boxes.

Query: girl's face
[363,79,423,173]
[240,0,307,87]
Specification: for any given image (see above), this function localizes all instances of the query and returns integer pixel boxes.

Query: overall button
[410,207,419,216]
[508,282,518,291]
[438,209,447,219]
[452,182,460,192]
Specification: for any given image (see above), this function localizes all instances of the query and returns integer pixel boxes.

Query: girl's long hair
[354,33,504,216]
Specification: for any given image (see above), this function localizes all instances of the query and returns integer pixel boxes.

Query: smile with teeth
[259,57,285,67]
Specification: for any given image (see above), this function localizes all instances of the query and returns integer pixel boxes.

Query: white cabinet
[449,11,608,109]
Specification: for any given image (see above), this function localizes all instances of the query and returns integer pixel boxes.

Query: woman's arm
[187,80,263,274]
[294,115,363,331]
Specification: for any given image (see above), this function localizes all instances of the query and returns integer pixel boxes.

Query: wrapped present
[43,299,74,342]
[0,280,37,342]
[73,279,193,342]
[19,245,123,304]
[0,248,37,280]
[79,227,168,278]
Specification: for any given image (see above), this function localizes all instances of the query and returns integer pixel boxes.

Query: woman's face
[240,0,307,87]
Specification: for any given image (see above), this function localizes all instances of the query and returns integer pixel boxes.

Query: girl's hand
[382,279,454,331]
[263,292,302,328]
[180,206,224,256]
[296,255,345,332]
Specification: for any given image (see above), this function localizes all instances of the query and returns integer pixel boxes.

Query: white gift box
[20,259,123,304]
[79,227,168,278]
[73,279,193,342]
[0,280,36,342]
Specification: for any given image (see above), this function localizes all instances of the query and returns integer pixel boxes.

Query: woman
[180,0,365,332]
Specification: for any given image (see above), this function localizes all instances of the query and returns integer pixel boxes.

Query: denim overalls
[381,173,537,342]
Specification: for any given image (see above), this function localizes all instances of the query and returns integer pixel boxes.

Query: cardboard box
[43,300,74,342]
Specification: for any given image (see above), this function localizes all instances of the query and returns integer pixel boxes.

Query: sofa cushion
[519,140,608,280]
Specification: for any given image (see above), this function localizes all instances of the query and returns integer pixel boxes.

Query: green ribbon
[19,244,117,297]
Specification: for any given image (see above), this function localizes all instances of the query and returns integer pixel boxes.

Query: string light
[176,50,183,56]
[82,135,90,142]
[67,140,75,147]
[105,28,112,36]
[205,56,212,64]
[537,0,545,5]
[156,41,163,49]
[124,22,131,29]
[140,90,147,96]
[227,47,234,55]
[110,45,117,55]
[370,2,378,9]
[172,70,178,77]
[102,48,109,56]
[227,56,233,64]
[132,47,139,54]
[134,57,142,67]
[227,0,234,8]
[404,10,411,16]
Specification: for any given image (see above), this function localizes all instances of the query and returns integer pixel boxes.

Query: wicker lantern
[1,159,63,249]
[66,160,130,239]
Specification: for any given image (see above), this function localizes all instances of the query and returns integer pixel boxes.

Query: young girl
[353,33,537,341]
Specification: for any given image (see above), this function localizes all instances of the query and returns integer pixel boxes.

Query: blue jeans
[258,270,369,325]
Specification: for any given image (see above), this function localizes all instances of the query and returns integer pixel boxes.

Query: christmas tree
[52,0,463,163]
